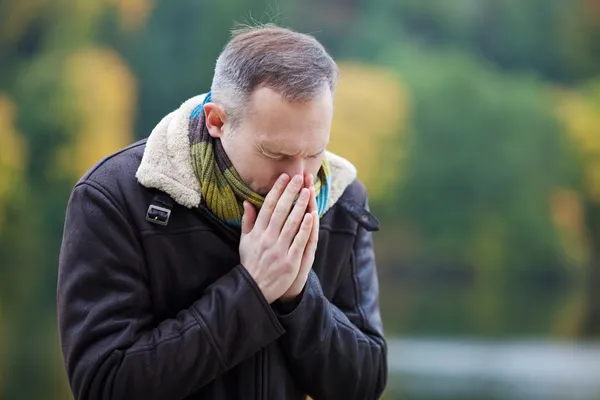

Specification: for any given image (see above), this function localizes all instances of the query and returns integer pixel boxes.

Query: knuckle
[268,244,284,258]
[265,249,280,264]
[262,201,275,214]
[259,234,274,249]
[281,259,294,274]
[266,253,278,265]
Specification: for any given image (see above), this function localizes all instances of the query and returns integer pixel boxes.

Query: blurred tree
[0,0,141,397]
[556,80,600,336]
[328,61,408,203]
[0,94,27,398]
[383,47,569,284]
[281,0,359,56]
[0,95,27,229]
[379,47,574,337]
[56,47,136,180]
[107,0,154,32]
[0,0,49,49]
[550,189,589,268]
[334,0,600,84]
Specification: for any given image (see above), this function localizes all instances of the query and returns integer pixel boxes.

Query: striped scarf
[189,93,331,227]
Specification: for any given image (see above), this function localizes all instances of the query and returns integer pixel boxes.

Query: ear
[203,103,226,138]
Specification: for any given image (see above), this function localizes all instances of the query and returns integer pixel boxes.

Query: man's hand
[279,174,319,302]
[240,173,314,304]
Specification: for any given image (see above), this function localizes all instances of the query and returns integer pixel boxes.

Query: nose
[282,159,305,182]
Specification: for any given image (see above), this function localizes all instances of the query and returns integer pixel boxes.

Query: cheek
[245,157,280,185]
[309,157,324,174]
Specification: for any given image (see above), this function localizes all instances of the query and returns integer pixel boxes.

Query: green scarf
[188,93,331,227]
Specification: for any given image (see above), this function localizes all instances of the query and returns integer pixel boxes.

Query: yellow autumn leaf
[329,62,409,200]
[0,95,27,229]
[56,48,136,180]
[555,87,600,202]
[107,0,154,31]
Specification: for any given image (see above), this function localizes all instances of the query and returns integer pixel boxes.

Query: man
[57,24,387,400]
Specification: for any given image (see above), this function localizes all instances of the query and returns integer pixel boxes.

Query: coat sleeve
[274,199,388,400]
[57,182,285,400]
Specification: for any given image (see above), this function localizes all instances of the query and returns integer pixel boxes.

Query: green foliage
[378,46,570,280]
[347,0,600,83]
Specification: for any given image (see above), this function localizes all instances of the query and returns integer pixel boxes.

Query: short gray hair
[210,24,339,129]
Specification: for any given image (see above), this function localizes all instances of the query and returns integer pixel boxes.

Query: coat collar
[136,94,357,213]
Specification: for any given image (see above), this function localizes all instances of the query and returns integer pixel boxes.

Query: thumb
[241,201,256,236]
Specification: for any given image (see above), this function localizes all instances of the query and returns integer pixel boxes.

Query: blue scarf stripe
[316,175,330,217]
[190,104,204,119]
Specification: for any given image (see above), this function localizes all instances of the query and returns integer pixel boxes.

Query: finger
[308,183,317,214]
[297,210,319,282]
[288,213,313,261]
[304,173,312,189]
[279,188,310,247]
[241,201,257,236]
[267,174,304,234]
[254,174,289,231]
[309,210,320,253]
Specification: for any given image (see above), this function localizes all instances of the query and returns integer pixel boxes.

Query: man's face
[205,86,333,195]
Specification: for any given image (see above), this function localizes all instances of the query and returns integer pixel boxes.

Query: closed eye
[308,150,326,159]
[262,150,324,161]
[263,153,283,161]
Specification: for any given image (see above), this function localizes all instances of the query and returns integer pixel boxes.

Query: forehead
[245,87,333,151]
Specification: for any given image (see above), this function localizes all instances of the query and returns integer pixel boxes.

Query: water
[375,279,597,399]
[386,338,600,400]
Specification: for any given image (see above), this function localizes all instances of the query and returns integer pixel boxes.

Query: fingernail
[278,174,288,184]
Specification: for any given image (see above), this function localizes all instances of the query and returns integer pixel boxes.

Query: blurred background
[1,0,600,399]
